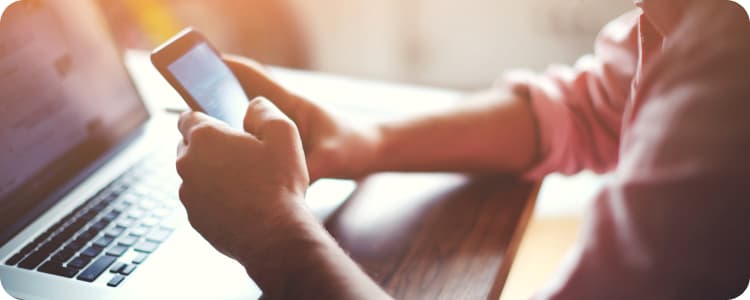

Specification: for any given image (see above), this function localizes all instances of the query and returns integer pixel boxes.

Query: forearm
[369,87,537,174]
[242,207,391,300]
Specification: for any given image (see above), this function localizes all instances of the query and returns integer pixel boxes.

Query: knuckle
[175,156,190,178]
[244,104,255,121]
[318,144,338,165]
[249,97,265,106]
[185,213,205,233]
[178,184,190,204]
[248,97,267,112]
[190,124,218,143]
[264,117,297,136]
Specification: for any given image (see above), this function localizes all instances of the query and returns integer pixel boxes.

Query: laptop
[0,1,353,299]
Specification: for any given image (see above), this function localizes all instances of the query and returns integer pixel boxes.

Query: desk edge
[488,181,541,300]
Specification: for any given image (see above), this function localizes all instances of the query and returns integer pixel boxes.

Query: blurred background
[98,0,636,90]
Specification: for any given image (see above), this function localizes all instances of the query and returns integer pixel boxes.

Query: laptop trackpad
[121,226,262,299]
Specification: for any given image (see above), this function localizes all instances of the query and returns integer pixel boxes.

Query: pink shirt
[504,1,750,298]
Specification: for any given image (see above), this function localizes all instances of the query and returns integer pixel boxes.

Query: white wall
[288,0,635,89]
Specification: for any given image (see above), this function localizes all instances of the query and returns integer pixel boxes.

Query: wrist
[238,204,328,294]
[356,122,385,177]
[366,121,394,174]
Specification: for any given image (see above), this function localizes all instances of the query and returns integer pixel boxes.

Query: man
[175,0,750,299]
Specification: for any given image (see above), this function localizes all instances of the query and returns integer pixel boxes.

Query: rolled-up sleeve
[503,10,641,180]
[536,2,750,299]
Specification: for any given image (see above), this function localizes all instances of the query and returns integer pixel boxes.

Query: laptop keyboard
[3,152,181,287]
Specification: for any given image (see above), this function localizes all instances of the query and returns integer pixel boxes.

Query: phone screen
[166,42,248,129]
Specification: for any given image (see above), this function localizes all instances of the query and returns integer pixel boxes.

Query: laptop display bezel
[0,0,151,246]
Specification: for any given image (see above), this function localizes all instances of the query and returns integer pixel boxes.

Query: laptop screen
[0,0,148,244]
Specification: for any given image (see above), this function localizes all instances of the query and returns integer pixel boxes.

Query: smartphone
[151,28,249,129]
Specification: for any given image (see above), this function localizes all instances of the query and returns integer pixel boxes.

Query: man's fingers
[1,1,25,23]
[224,56,277,99]
[177,111,221,144]
[224,56,302,120]
[244,97,299,143]
[177,140,187,157]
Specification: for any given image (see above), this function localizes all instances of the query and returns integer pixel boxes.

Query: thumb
[1,1,23,24]
[224,56,302,119]
[243,97,299,144]
[306,154,325,182]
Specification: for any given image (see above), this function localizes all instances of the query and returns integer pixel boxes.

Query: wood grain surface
[325,173,538,300]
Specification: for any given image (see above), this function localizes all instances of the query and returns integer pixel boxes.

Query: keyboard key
[65,239,87,252]
[81,246,103,258]
[128,209,146,219]
[103,193,120,204]
[120,263,136,275]
[92,202,108,214]
[18,251,47,269]
[112,203,129,213]
[77,229,98,242]
[107,274,126,287]
[31,233,50,246]
[133,241,158,253]
[145,228,172,243]
[129,226,149,237]
[139,200,156,210]
[77,255,117,282]
[69,216,90,228]
[109,262,125,273]
[5,252,25,266]
[118,235,139,247]
[140,217,159,227]
[112,185,126,195]
[106,245,128,257]
[50,249,75,263]
[19,243,38,255]
[80,209,99,223]
[102,210,121,222]
[117,179,132,188]
[79,211,98,223]
[37,240,62,255]
[132,253,147,264]
[132,186,150,198]
[105,226,126,237]
[93,236,115,248]
[44,222,65,239]
[57,226,79,241]
[55,229,73,241]
[121,194,138,206]
[117,217,137,228]
[39,261,79,278]
[152,208,171,218]
[90,219,110,231]
[67,256,91,269]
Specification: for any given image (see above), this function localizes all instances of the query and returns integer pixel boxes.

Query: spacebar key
[77,255,117,282]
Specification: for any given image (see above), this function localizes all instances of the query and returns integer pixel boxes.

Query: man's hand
[224,56,381,181]
[176,97,391,299]
[176,97,313,277]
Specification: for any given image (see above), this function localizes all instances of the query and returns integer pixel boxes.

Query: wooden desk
[327,174,538,300]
